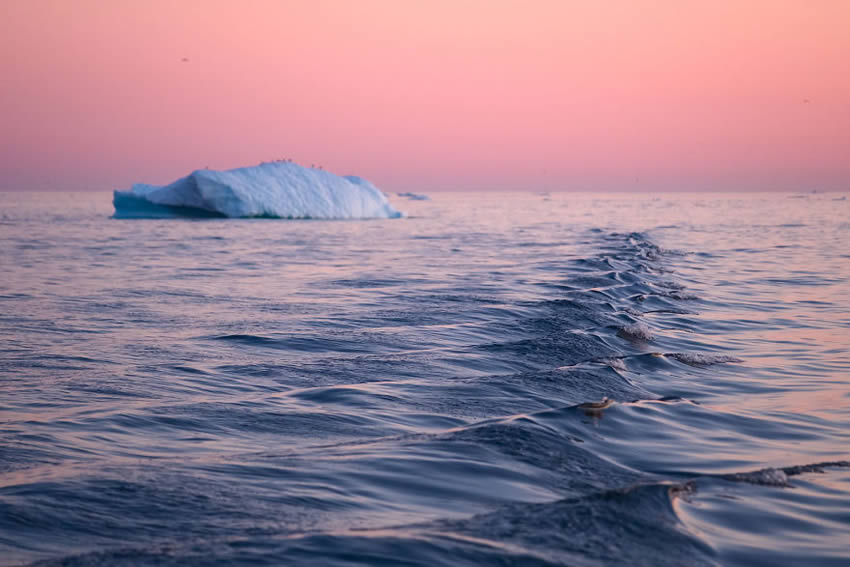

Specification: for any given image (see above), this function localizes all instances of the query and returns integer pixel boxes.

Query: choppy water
[1,191,848,566]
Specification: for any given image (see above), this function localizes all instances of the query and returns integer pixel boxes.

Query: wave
[666,352,744,366]
[617,322,654,341]
[719,461,850,487]
[8,219,846,566]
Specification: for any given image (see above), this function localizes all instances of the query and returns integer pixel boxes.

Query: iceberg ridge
[113,162,403,220]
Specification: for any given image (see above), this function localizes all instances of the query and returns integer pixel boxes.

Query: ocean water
[1,191,848,566]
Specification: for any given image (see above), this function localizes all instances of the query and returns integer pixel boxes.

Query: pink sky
[1,0,848,192]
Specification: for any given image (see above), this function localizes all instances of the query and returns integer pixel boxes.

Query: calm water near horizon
[1,191,848,565]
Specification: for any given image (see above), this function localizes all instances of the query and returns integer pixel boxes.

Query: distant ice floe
[113,162,404,219]
[397,192,430,201]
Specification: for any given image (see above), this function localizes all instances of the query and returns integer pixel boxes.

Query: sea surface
[1,191,848,566]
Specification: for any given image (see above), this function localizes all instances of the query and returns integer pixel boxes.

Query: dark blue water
[1,192,848,565]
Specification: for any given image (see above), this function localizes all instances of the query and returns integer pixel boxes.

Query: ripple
[2,192,848,565]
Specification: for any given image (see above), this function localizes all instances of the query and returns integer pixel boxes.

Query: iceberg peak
[113,162,403,220]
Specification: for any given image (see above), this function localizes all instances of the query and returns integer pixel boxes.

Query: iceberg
[113,162,403,219]
[397,192,430,201]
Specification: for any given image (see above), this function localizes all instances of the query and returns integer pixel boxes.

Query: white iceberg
[113,162,403,219]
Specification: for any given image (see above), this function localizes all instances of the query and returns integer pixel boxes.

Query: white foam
[668,353,743,366]
[599,357,627,371]
[113,162,403,219]
[619,322,654,341]
[724,468,789,487]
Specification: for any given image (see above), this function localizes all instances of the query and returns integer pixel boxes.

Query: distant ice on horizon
[397,192,430,201]
[113,162,404,219]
